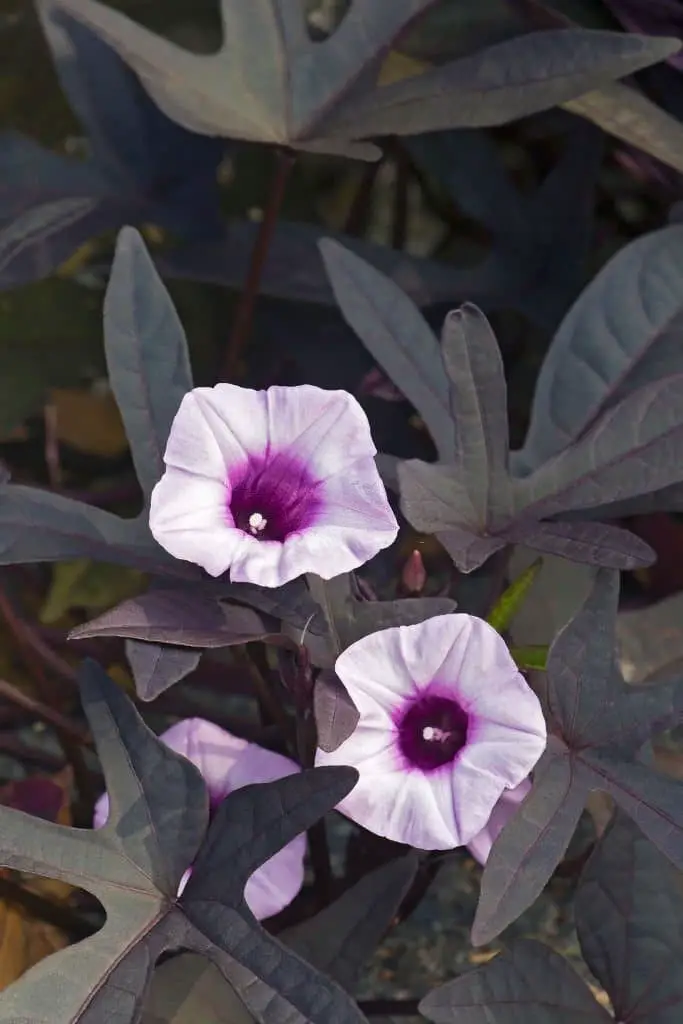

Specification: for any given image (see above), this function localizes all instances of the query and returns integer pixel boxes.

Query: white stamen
[423,725,449,743]
[248,512,267,535]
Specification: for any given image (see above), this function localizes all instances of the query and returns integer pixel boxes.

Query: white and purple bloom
[93,718,306,919]
[315,615,546,850]
[149,384,398,588]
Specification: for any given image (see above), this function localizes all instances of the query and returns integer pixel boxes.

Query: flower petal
[334,629,420,722]
[226,739,306,919]
[93,717,306,919]
[334,616,477,718]
[467,780,531,865]
[265,386,378,478]
[149,467,246,577]
[159,718,247,804]
[164,385,269,478]
[316,731,460,849]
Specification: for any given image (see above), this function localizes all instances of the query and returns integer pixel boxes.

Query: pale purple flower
[93,718,306,919]
[315,615,546,850]
[149,383,398,588]
[466,779,531,865]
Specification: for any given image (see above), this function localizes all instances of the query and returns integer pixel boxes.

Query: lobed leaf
[323,243,662,574]
[421,938,610,1024]
[103,228,193,499]
[575,811,683,1024]
[472,743,589,947]
[473,568,683,943]
[516,225,683,474]
[325,29,681,137]
[0,662,361,1024]
[124,640,202,701]
[283,853,418,991]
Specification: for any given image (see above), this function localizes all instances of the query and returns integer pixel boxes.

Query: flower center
[248,512,268,535]
[228,453,323,543]
[397,694,469,772]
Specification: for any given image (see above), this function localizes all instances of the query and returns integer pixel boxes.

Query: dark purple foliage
[2,1,683,1022]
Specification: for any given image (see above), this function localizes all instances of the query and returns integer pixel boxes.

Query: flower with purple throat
[93,718,306,919]
[315,615,546,850]
[149,383,398,588]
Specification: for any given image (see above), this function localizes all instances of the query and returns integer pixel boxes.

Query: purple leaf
[473,568,683,943]
[71,588,273,648]
[307,572,456,667]
[283,853,418,991]
[125,640,201,701]
[313,671,360,753]
[48,1,678,153]
[325,29,681,137]
[472,742,589,947]
[324,244,668,574]
[103,227,194,499]
[320,238,456,461]
[421,938,611,1024]
[603,0,683,70]
[515,224,683,474]
[504,518,656,569]
[0,660,361,1024]
[576,811,683,1024]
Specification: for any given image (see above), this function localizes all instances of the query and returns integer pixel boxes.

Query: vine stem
[358,1000,420,1016]
[0,678,92,748]
[221,147,296,380]
[0,581,97,808]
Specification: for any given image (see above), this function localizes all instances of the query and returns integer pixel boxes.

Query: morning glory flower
[315,615,546,850]
[149,383,398,587]
[93,718,306,919]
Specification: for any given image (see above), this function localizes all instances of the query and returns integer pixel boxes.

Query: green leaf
[509,645,549,671]
[487,558,543,634]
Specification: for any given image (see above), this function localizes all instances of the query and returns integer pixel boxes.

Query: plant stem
[0,581,97,808]
[358,1000,420,1016]
[392,149,410,250]
[0,678,92,748]
[344,157,384,236]
[221,147,296,380]
[0,733,70,773]
[307,818,333,908]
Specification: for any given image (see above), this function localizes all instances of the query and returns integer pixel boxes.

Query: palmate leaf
[124,640,202,702]
[510,0,683,175]
[321,240,661,573]
[0,659,360,1024]
[0,227,331,684]
[70,587,280,700]
[434,812,683,1023]
[472,569,683,945]
[0,1,224,289]
[50,0,678,155]
[513,223,683,475]
[406,117,603,333]
[420,938,610,1024]
[575,811,683,1024]
[283,853,419,992]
